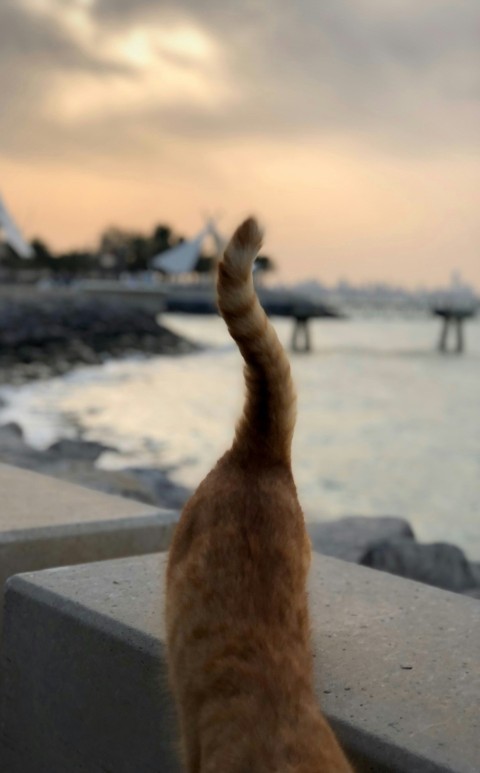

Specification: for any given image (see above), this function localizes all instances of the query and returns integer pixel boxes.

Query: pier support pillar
[437,314,466,354]
[438,317,449,353]
[291,317,312,352]
[455,318,464,354]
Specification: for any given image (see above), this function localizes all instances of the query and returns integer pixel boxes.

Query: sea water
[1,314,479,559]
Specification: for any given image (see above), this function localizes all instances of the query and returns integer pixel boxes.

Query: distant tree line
[1,222,275,279]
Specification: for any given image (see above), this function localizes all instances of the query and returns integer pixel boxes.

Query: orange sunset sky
[1,0,479,287]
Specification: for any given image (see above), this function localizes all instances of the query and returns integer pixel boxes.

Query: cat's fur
[165,217,352,772]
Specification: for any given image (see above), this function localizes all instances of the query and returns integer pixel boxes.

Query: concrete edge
[3,565,448,773]
[0,510,179,545]
[329,715,445,773]
[4,572,162,660]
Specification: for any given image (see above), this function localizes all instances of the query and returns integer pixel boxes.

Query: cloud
[0,0,137,159]
[89,0,480,145]
[1,0,479,166]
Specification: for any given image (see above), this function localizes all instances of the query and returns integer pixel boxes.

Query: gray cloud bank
[1,0,479,161]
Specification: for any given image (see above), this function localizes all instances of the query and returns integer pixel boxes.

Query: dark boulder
[361,538,477,593]
[124,467,191,510]
[307,516,414,563]
[47,439,116,462]
[0,422,25,442]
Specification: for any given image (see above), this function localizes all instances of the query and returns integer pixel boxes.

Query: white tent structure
[151,219,224,275]
[0,194,33,259]
[151,225,208,274]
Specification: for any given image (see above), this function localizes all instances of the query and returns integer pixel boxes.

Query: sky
[0,0,479,287]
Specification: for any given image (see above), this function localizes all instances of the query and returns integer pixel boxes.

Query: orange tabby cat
[165,217,352,772]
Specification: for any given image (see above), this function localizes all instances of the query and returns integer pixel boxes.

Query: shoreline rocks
[0,295,199,385]
[307,515,415,563]
[307,516,480,599]
[3,293,477,599]
[361,538,478,593]
[0,423,191,510]
[1,421,478,599]
[0,291,200,508]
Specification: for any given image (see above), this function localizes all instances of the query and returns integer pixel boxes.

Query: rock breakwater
[308,516,480,599]
[0,293,198,384]
[0,423,190,510]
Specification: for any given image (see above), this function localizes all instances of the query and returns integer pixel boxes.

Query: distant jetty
[432,305,476,354]
[430,271,478,354]
[80,279,345,353]
[75,278,342,316]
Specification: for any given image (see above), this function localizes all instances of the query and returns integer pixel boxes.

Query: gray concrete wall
[1,553,478,773]
[0,463,178,634]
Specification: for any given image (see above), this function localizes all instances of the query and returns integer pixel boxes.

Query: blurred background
[0,1,479,562]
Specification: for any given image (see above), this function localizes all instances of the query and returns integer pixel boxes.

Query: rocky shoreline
[0,293,199,507]
[0,292,478,600]
[1,423,479,600]
[0,422,191,511]
[0,294,199,384]
[308,517,480,599]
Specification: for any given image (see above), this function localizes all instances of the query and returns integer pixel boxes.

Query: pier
[433,306,476,354]
[79,280,344,352]
[431,271,478,354]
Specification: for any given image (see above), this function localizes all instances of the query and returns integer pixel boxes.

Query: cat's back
[168,451,308,584]
[166,452,311,659]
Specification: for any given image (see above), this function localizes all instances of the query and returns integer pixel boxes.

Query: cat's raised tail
[217,216,296,465]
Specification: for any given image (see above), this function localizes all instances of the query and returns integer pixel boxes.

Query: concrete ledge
[1,553,478,772]
[0,463,178,633]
